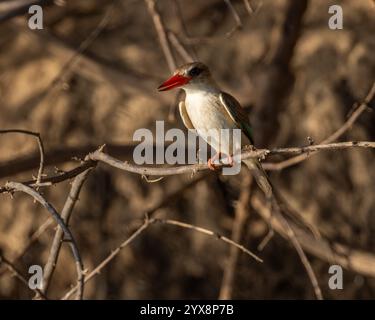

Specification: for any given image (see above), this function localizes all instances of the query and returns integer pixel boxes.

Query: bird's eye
[188,67,202,77]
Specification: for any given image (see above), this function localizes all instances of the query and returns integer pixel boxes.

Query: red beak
[158,74,191,91]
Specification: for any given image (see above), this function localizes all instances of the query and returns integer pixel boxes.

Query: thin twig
[219,173,252,299]
[263,82,375,171]
[0,0,53,24]
[251,195,375,293]
[223,0,243,37]
[173,0,199,60]
[61,216,262,300]
[157,218,262,262]
[0,129,45,185]
[0,217,53,278]
[25,1,119,109]
[168,31,194,63]
[275,206,323,300]
[86,141,375,176]
[0,160,96,194]
[243,0,254,15]
[4,182,85,300]
[1,141,373,194]
[61,218,151,300]
[41,168,92,296]
[0,253,47,299]
[145,0,176,72]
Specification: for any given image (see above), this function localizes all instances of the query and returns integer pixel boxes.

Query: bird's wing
[219,92,254,144]
[178,101,194,129]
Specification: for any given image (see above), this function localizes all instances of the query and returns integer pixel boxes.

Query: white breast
[185,90,244,154]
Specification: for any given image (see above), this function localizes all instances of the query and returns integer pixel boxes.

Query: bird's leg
[226,154,234,167]
[207,152,221,171]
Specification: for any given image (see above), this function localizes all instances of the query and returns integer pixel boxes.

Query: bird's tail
[243,158,319,237]
[243,158,273,199]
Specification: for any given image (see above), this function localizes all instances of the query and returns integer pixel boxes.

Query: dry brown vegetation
[0,0,374,299]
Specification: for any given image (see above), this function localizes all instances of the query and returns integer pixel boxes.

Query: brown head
[158,62,216,92]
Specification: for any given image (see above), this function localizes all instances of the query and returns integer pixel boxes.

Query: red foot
[207,152,221,171]
[207,153,234,170]
[227,154,234,167]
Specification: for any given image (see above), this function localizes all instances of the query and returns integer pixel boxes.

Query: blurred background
[0,0,374,299]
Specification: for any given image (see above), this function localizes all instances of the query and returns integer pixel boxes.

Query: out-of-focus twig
[168,31,194,63]
[144,0,180,123]
[0,253,47,299]
[0,0,53,24]
[274,204,323,300]
[243,0,254,15]
[253,0,309,146]
[61,216,262,300]
[173,0,198,60]
[145,0,176,72]
[219,173,252,299]
[20,1,119,111]
[251,195,375,281]
[223,0,243,37]
[12,19,160,98]
[0,217,53,278]
[263,82,375,171]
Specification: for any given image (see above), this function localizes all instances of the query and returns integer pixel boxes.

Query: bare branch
[61,215,262,300]
[145,0,176,72]
[274,205,323,300]
[61,217,151,300]
[41,169,92,296]
[243,0,254,15]
[0,253,47,299]
[263,82,375,171]
[87,141,375,176]
[157,218,262,262]
[219,173,252,299]
[168,31,194,63]
[1,141,373,195]
[0,0,53,24]
[251,195,375,280]
[0,129,45,185]
[223,0,243,37]
[4,182,85,300]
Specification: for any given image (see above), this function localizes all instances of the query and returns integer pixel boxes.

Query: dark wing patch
[219,92,254,144]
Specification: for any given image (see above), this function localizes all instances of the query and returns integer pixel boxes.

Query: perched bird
[158,62,272,198]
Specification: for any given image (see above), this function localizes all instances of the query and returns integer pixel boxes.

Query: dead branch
[4,182,85,300]
[145,0,176,72]
[61,217,151,300]
[243,0,254,15]
[219,173,252,299]
[86,141,375,176]
[41,168,92,296]
[253,0,309,146]
[1,141,373,195]
[0,129,45,185]
[12,20,162,98]
[168,31,194,63]
[29,1,119,110]
[223,0,243,37]
[61,216,262,300]
[0,0,53,24]
[274,205,323,299]
[251,195,375,279]
[0,253,47,299]
[263,82,375,171]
